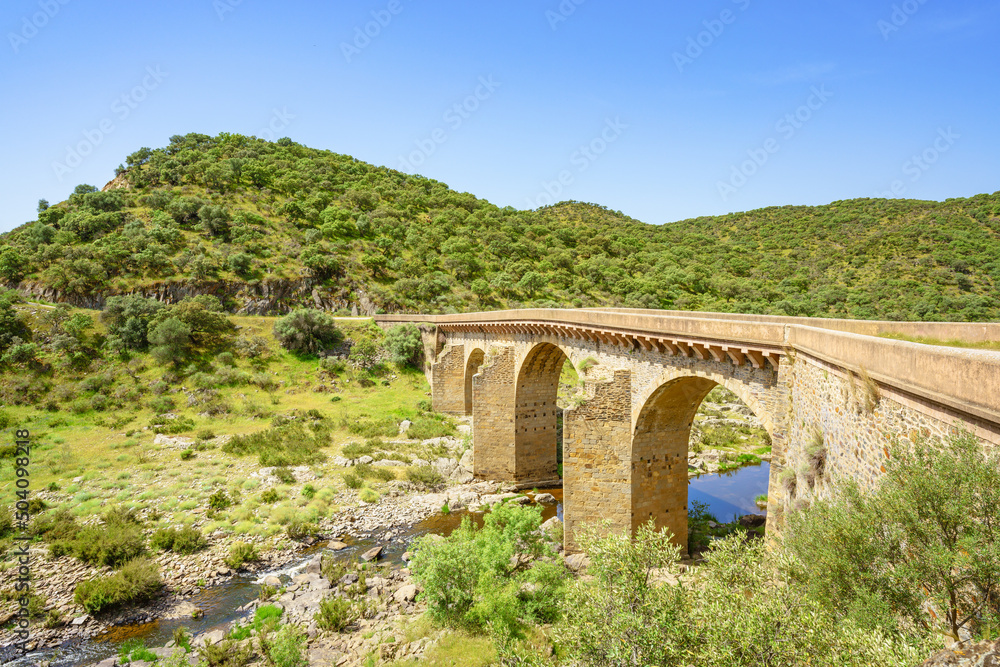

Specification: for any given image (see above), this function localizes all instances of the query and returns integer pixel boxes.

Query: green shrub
[314,596,362,633]
[180,448,195,461]
[197,636,253,667]
[273,309,343,355]
[260,488,282,503]
[411,503,559,633]
[149,395,176,414]
[358,487,379,503]
[64,513,146,567]
[224,541,259,570]
[74,558,162,613]
[384,323,423,366]
[406,416,457,440]
[340,441,375,459]
[223,421,330,467]
[150,526,207,554]
[259,622,308,667]
[342,472,362,489]
[197,427,216,440]
[353,463,394,482]
[230,604,283,640]
[320,554,347,583]
[286,520,319,540]
[406,465,444,488]
[208,489,232,511]
[301,484,316,499]
[340,416,397,438]
[272,466,295,484]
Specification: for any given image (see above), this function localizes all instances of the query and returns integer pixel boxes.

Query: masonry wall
[431,344,465,415]
[472,346,517,480]
[563,370,633,552]
[514,343,566,483]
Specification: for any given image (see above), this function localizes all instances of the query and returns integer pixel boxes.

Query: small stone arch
[464,348,486,416]
[513,342,570,483]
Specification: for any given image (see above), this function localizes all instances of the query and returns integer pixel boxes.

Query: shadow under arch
[513,342,569,483]
[464,348,486,416]
[631,373,775,550]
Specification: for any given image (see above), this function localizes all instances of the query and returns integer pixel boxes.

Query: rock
[534,492,556,503]
[394,584,418,603]
[432,457,459,478]
[373,459,407,467]
[358,455,374,465]
[920,638,1000,666]
[541,516,562,532]
[401,551,413,562]
[459,448,474,473]
[738,514,767,529]
[195,628,226,647]
[360,546,383,562]
[154,434,196,449]
[263,575,282,588]
[327,540,348,551]
[564,553,590,572]
[412,458,430,467]
[71,614,89,626]
[399,420,412,435]
[457,424,472,436]
[333,456,353,467]
[305,555,322,574]
[292,573,312,585]
[478,492,519,507]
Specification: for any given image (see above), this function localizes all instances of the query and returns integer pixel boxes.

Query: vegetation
[1,133,997,322]
[224,541,260,570]
[150,526,207,554]
[74,558,162,613]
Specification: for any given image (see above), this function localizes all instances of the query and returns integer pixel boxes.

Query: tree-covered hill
[1,132,998,320]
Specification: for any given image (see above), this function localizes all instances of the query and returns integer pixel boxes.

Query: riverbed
[8,465,766,666]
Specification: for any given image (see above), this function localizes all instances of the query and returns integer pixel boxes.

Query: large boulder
[459,448,474,473]
[920,638,1000,666]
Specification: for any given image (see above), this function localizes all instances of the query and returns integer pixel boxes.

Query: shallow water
[7,473,766,667]
[688,461,770,521]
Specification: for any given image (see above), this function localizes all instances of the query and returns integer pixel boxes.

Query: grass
[385,626,497,667]
[74,558,162,613]
[879,332,1000,352]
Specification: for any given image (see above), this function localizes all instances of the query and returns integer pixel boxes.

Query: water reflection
[688,462,770,521]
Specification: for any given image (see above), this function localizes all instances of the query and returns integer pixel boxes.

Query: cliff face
[6,278,380,316]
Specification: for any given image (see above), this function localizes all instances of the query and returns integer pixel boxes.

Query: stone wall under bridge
[375,310,1000,554]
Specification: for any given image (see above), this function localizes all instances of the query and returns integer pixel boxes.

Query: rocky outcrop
[920,638,1000,666]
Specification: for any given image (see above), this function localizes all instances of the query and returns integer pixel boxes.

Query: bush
[340,441,375,459]
[150,526,207,555]
[411,503,560,633]
[406,465,444,488]
[208,489,232,511]
[342,473,362,489]
[301,484,316,499]
[273,309,343,355]
[224,541,260,570]
[785,431,1000,642]
[74,558,162,613]
[259,622,308,667]
[272,466,295,484]
[180,448,195,461]
[406,416,457,440]
[314,596,362,633]
[286,520,319,540]
[384,323,423,366]
[340,415,397,438]
[223,421,330,467]
[358,487,379,503]
[260,488,282,503]
[66,523,146,567]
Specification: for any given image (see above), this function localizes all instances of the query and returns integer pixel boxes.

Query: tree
[148,317,192,365]
[785,431,1000,642]
[152,296,235,351]
[384,323,422,366]
[198,205,230,237]
[273,309,343,355]
[102,295,164,351]
[37,199,49,213]
[0,247,25,282]
[0,292,31,353]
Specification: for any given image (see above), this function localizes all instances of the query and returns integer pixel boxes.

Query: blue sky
[1,0,998,233]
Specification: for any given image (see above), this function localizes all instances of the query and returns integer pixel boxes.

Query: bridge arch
[630,370,775,549]
[513,342,570,483]
[464,347,486,416]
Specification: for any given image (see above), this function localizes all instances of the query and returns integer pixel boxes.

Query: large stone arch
[630,371,776,550]
[464,348,486,416]
[513,342,569,484]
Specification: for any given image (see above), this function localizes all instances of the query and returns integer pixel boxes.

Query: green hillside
[2,132,998,320]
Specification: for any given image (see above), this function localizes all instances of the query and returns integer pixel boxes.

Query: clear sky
[1,0,998,233]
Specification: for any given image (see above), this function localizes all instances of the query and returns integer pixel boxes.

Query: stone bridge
[375,309,1000,551]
